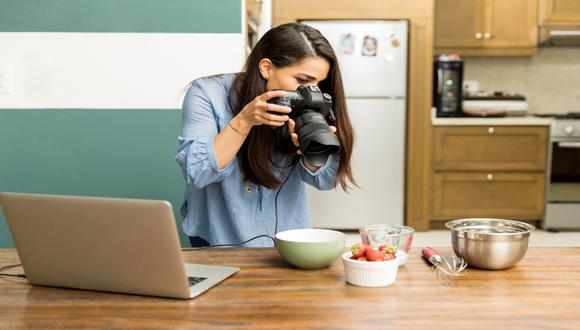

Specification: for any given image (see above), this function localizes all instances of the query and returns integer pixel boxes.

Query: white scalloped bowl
[341,252,398,287]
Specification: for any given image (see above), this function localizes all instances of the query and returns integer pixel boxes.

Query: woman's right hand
[236,91,292,131]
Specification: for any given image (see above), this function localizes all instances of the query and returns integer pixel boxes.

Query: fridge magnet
[384,54,395,62]
[391,38,400,48]
[361,35,378,57]
[338,33,355,55]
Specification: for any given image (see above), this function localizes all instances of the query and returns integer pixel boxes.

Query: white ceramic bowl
[341,252,398,287]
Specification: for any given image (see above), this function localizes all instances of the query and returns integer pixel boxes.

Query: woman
[176,23,356,247]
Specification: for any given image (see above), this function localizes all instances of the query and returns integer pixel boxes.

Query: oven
[542,114,580,231]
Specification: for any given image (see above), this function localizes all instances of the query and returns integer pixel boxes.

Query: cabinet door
[433,126,549,171]
[435,0,484,48]
[540,0,580,25]
[432,172,546,220]
[484,0,538,48]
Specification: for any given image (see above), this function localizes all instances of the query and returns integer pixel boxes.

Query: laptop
[0,192,239,299]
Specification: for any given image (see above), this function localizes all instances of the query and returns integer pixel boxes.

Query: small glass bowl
[359,224,415,267]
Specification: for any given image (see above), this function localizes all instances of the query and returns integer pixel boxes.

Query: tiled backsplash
[464,48,580,114]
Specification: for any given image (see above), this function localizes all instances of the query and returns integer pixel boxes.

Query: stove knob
[564,126,575,135]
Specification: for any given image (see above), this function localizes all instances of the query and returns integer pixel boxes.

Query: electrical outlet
[463,80,479,95]
[0,64,13,94]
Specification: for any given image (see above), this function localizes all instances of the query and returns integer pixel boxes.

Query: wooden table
[1,247,579,329]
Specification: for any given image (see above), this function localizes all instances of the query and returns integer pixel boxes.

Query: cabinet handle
[488,127,495,134]
[484,32,492,39]
[475,32,482,39]
[486,173,494,181]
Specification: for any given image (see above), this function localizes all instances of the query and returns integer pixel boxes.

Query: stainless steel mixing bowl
[445,218,535,270]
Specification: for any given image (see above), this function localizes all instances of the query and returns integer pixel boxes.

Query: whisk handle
[421,247,440,259]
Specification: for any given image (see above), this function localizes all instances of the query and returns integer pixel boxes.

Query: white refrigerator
[301,20,408,228]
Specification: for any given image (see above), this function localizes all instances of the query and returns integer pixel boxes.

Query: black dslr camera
[268,85,340,167]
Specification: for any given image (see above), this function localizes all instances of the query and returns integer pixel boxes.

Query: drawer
[433,126,548,171]
[432,172,546,220]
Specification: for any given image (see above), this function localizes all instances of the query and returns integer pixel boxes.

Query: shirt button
[245,187,252,192]
[256,187,261,192]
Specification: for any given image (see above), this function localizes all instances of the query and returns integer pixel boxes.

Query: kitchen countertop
[431,108,553,126]
[1,247,579,329]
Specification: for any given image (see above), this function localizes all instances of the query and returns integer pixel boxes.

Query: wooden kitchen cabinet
[484,0,538,48]
[434,0,483,48]
[433,126,548,171]
[432,171,546,220]
[540,0,580,25]
[435,0,537,56]
[431,126,549,222]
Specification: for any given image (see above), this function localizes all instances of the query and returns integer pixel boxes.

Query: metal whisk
[421,247,468,284]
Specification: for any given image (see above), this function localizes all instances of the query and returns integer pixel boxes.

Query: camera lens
[294,112,340,167]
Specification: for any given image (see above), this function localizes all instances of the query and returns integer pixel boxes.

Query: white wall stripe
[0,33,244,109]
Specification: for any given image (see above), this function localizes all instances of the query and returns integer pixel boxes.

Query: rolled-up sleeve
[175,80,234,189]
[298,153,339,190]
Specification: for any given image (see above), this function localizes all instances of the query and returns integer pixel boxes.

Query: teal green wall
[0,0,242,248]
[0,0,241,33]
[0,109,189,247]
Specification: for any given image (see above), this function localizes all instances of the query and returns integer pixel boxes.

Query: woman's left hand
[288,119,337,167]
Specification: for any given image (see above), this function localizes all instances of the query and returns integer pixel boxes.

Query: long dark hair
[230,23,356,191]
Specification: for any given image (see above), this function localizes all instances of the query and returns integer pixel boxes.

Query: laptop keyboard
[188,276,208,287]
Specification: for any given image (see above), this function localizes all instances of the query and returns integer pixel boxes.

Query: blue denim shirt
[176,73,339,247]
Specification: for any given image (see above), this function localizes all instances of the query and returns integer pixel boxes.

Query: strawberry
[365,248,385,262]
[378,244,397,254]
[357,256,368,261]
[351,243,367,258]
[382,250,396,261]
